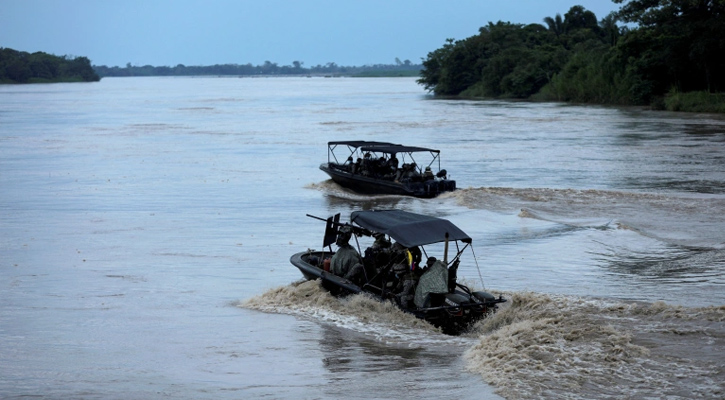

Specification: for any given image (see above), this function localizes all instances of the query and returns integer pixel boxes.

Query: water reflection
[317,325,502,399]
[321,185,412,211]
[320,327,424,373]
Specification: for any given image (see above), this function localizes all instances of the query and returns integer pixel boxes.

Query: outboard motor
[424,180,439,196]
[436,169,447,179]
[442,180,456,191]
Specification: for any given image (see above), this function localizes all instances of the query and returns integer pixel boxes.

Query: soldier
[414,258,449,308]
[386,155,399,178]
[360,152,373,176]
[393,262,418,310]
[364,233,392,271]
[330,225,364,282]
[423,166,434,180]
[407,163,421,180]
[352,157,362,174]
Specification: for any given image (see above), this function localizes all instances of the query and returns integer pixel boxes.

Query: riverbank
[455,89,725,115]
[0,77,101,84]
[660,90,725,113]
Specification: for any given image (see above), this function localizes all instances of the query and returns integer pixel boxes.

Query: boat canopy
[350,210,471,248]
[326,141,439,154]
[358,144,439,154]
[328,140,397,148]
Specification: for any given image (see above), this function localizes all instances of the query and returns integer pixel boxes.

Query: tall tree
[543,13,564,37]
[614,0,725,92]
[599,12,623,46]
[418,38,457,93]
[563,5,599,33]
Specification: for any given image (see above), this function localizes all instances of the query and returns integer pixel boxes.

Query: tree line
[0,48,100,83]
[417,0,725,111]
[0,48,420,83]
[93,58,421,78]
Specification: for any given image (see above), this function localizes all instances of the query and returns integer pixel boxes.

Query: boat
[319,141,457,198]
[290,209,506,335]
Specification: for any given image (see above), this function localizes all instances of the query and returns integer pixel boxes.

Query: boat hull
[290,250,500,334]
[320,163,455,198]
[290,250,362,296]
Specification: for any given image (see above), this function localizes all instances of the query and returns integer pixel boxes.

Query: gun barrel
[306,214,328,222]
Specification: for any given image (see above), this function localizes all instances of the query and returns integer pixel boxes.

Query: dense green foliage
[418,1,725,109]
[93,59,421,78]
[0,48,100,83]
[663,90,725,113]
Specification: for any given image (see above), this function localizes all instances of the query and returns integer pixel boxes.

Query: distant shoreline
[93,71,421,79]
[91,62,421,79]
[0,48,100,84]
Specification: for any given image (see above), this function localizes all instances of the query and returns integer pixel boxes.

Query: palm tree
[543,13,564,37]
[599,12,621,46]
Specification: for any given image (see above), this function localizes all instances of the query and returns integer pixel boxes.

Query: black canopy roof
[327,141,439,154]
[350,210,471,248]
[328,140,398,148]
[358,144,439,154]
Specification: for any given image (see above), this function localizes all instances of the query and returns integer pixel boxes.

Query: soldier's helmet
[336,225,353,245]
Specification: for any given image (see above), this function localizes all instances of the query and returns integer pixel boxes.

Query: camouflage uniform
[414,260,448,308]
[331,244,363,277]
[364,234,391,272]
[330,226,363,281]
[393,263,418,309]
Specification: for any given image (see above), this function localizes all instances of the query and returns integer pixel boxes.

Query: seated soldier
[374,156,387,177]
[413,258,449,308]
[394,163,408,182]
[352,157,362,174]
[407,163,421,181]
[330,225,364,282]
[383,155,399,179]
[360,152,373,176]
[409,246,422,270]
[364,233,392,271]
[416,256,436,277]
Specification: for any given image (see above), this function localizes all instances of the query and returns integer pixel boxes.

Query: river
[1,76,723,399]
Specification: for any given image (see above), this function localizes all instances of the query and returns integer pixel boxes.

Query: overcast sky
[2,0,622,67]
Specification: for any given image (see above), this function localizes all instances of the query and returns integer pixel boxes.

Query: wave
[451,187,725,249]
[239,280,454,345]
[305,180,374,200]
[452,186,723,212]
[518,207,614,230]
[465,291,725,399]
[240,280,724,398]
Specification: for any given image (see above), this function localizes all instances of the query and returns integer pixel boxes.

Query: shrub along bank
[417,2,725,113]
